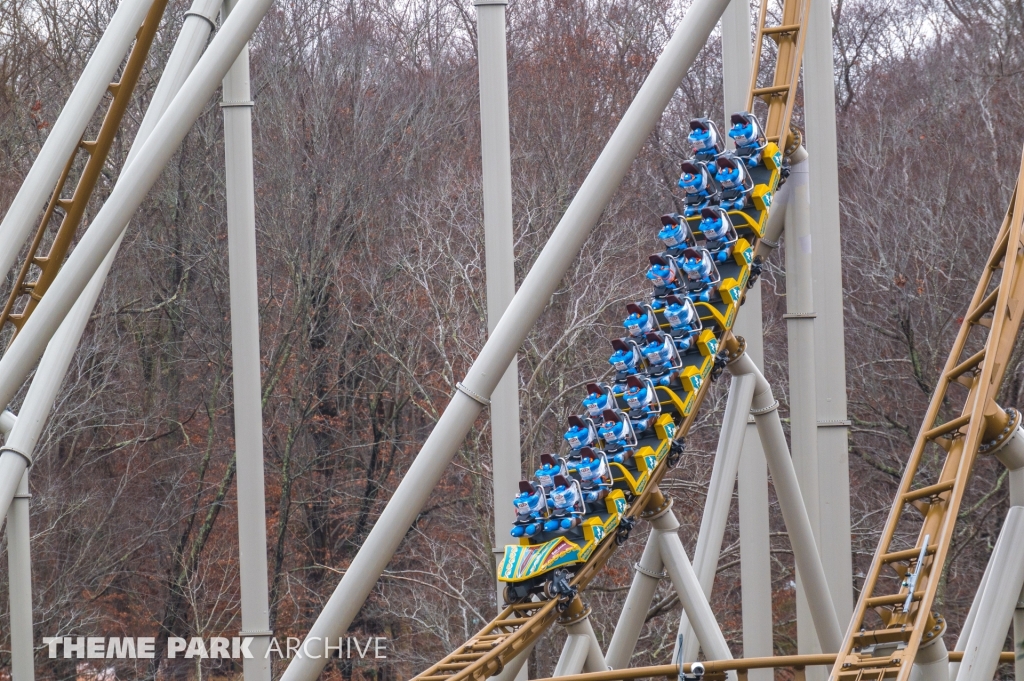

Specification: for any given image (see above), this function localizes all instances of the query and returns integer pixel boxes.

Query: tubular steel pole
[955,507,1024,681]
[804,0,853,627]
[783,156,824,674]
[7,470,33,681]
[276,1,733,676]
[0,0,222,523]
[679,373,755,662]
[605,530,666,669]
[990,422,1024,681]
[727,350,842,653]
[221,0,273,674]
[0,0,154,277]
[651,502,733,665]
[722,0,775,672]
[474,0,523,615]
[0,0,275,417]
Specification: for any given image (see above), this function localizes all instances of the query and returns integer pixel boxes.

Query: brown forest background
[2,0,1024,678]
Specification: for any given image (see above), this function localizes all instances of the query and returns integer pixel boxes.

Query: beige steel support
[954,507,1024,681]
[909,637,949,681]
[986,417,1024,681]
[722,0,775,673]
[605,529,666,669]
[553,600,608,677]
[726,344,842,653]
[489,641,538,681]
[7,470,33,681]
[649,494,734,668]
[221,0,272,675]
[804,0,854,628]
[783,155,823,675]
[474,0,522,620]
[679,372,755,663]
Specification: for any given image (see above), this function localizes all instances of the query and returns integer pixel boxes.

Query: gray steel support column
[605,530,666,669]
[0,411,14,435]
[553,634,591,678]
[679,373,755,662]
[276,1,732,676]
[0,0,275,416]
[735,293,774,681]
[722,0,774,671]
[727,352,842,653]
[804,0,854,627]
[222,0,272,674]
[909,637,949,681]
[652,503,733,665]
[0,0,154,276]
[488,640,537,681]
[955,507,1024,681]
[949,547,993,681]
[474,0,522,615]
[0,0,222,523]
[8,470,33,681]
[783,156,823,673]
[990,422,1024,680]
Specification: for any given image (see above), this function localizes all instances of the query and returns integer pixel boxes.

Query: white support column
[274,0,733,675]
[783,153,825,675]
[552,599,607,677]
[474,0,522,616]
[7,470,33,681]
[722,0,775,669]
[727,351,842,653]
[488,640,537,681]
[605,529,666,669]
[679,372,755,662]
[955,507,1024,681]
[804,0,854,627]
[222,0,272,675]
[0,0,154,276]
[651,500,733,666]
[988,416,1024,681]
[909,637,949,681]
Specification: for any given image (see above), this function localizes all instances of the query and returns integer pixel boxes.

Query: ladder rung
[865,591,924,608]
[81,140,98,154]
[947,349,986,381]
[923,414,971,441]
[57,199,74,211]
[450,653,485,661]
[762,23,801,35]
[436,664,470,671]
[492,617,530,627]
[107,82,121,96]
[753,84,792,97]
[967,288,999,323]
[418,676,454,680]
[903,479,955,503]
[881,544,937,564]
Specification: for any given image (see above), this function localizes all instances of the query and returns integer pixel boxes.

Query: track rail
[829,152,1024,681]
[412,0,812,678]
[0,0,169,340]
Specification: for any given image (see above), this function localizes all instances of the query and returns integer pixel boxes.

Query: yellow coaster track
[411,0,811,678]
[830,153,1024,681]
[0,0,169,341]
